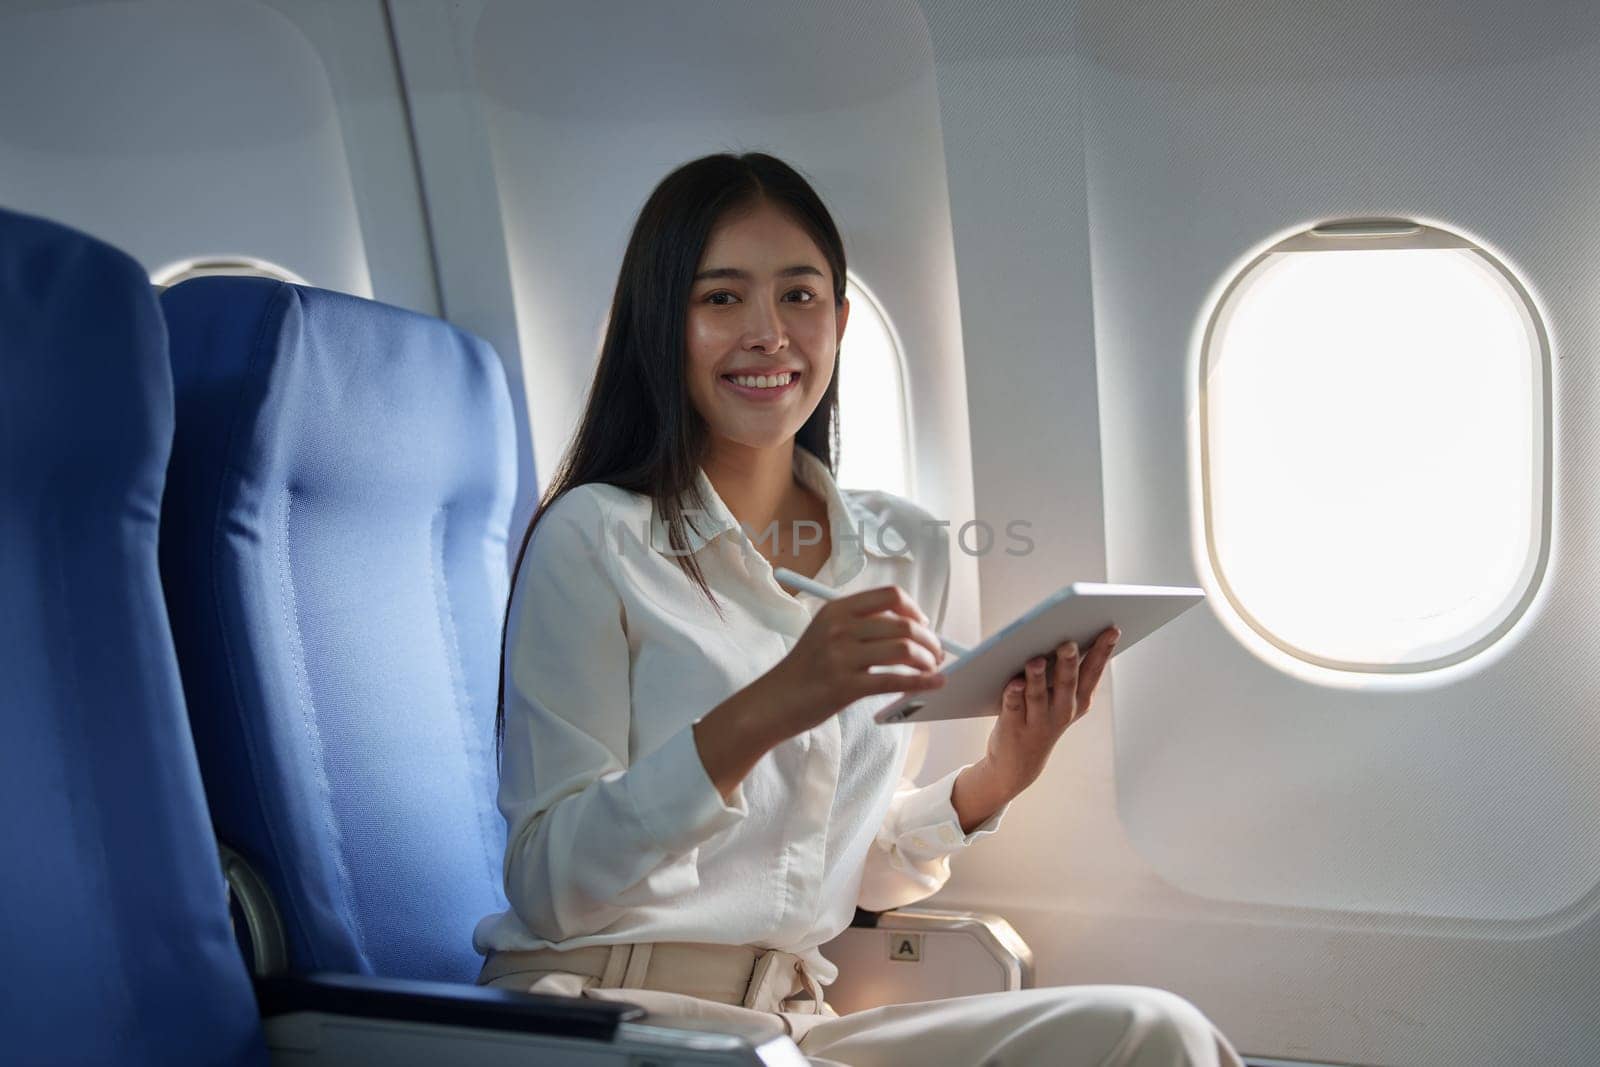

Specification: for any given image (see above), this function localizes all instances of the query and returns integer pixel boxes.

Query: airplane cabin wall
[0,0,435,308]
[913,2,1600,1064]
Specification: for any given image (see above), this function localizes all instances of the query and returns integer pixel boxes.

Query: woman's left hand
[985,625,1119,793]
[952,626,1120,830]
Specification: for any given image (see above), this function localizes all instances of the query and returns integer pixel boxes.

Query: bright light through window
[1200,222,1549,672]
[836,276,912,499]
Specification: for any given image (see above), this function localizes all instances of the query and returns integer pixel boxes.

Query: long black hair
[495,152,849,756]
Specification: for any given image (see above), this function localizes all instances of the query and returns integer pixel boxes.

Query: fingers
[1007,628,1119,732]
[1001,675,1025,720]
[850,614,943,667]
[831,586,941,673]
[802,586,945,715]
[1050,642,1079,725]
[862,668,946,696]
[851,614,940,649]
[1074,626,1120,720]
[835,584,929,627]
[999,647,1072,730]
[853,636,942,673]
[1022,652,1051,726]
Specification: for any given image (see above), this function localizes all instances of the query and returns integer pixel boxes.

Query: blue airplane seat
[158,278,517,984]
[0,207,267,1065]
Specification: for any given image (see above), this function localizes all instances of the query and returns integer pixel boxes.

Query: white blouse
[473,446,1007,985]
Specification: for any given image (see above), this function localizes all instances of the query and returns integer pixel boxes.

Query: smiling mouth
[720,370,801,391]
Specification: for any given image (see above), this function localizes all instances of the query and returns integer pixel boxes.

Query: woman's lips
[719,372,801,402]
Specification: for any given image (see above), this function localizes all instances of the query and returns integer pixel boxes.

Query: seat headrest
[0,206,168,492]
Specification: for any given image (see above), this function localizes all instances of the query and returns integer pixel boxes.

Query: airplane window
[151,256,307,290]
[1198,220,1550,674]
[837,275,913,499]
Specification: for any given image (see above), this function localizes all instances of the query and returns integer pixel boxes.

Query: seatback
[158,278,516,983]
[0,208,266,1065]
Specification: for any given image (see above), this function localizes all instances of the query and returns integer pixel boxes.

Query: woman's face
[685,200,848,453]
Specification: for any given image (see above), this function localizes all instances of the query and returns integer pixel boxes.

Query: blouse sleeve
[854,521,1008,913]
[498,488,748,939]
[854,759,1007,912]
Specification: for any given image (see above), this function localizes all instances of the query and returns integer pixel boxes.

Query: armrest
[823,905,1035,1014]
[848,906,1031,983]
[255,972,643,1042]
[864,906,1034,987]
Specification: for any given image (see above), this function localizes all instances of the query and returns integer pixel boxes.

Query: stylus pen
[772,567,971,660]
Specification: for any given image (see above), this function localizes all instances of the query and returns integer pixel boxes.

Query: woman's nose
[742,294,787,351]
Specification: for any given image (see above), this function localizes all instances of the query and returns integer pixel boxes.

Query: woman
[473,152,1242,1067]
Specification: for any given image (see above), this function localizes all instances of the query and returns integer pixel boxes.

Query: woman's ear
[836,294,851,346]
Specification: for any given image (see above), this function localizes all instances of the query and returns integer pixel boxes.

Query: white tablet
[873,582,1205,725]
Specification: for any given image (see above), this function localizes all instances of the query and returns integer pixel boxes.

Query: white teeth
[727,372,795,389]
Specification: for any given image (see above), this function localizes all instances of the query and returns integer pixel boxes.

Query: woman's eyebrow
[693,264,825,282]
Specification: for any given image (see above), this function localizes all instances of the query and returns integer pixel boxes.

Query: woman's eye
[703,289,814,306]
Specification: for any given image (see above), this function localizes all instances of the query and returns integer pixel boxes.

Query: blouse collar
[648,447,910,574]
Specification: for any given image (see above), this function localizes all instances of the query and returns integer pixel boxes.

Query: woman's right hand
[757,584,947,741]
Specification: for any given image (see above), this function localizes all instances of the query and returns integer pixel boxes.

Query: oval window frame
[837,272,916,500]
[1196,219,1553,675]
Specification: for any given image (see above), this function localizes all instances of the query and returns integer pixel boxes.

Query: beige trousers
[479,943,1245,1067]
